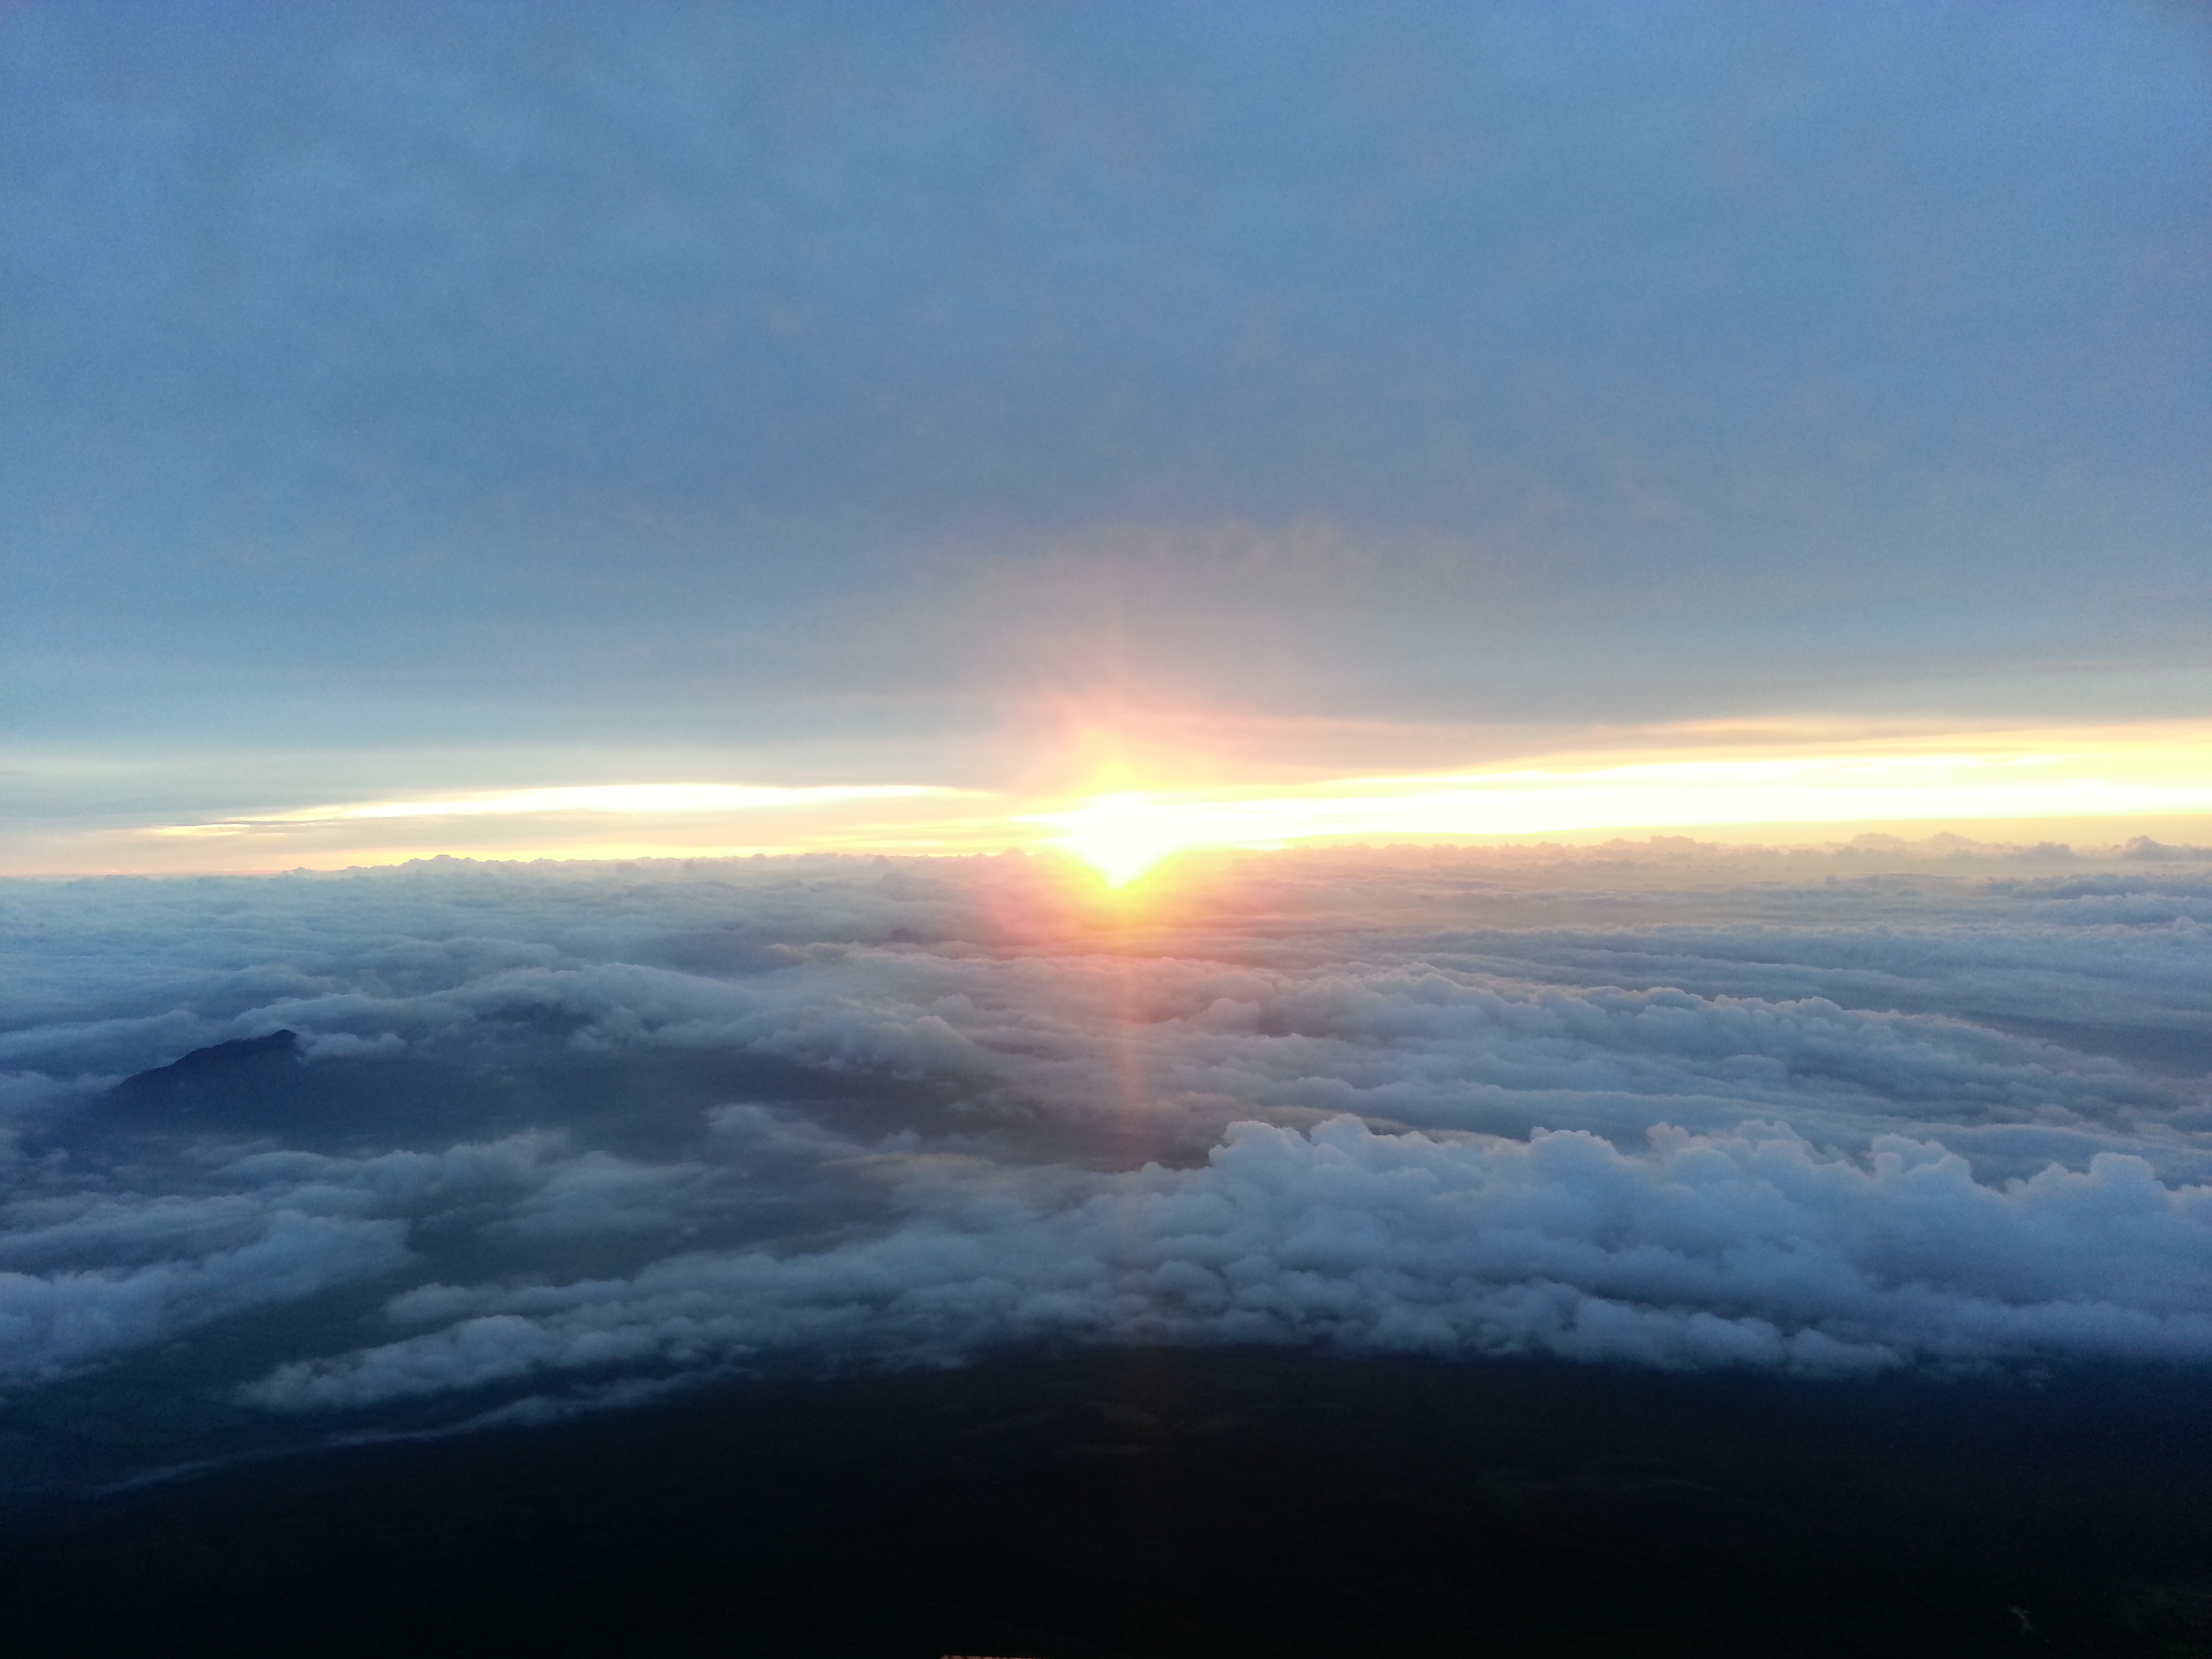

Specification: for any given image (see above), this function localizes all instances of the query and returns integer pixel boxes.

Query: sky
[4,0,2211,873]
[4,0,2212,1523]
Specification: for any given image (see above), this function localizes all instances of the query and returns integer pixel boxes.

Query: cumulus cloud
[244,1115,2212,1413]
[0,1132,579,1388]
[1,1214,409,1388]
[3,841,2209,1432]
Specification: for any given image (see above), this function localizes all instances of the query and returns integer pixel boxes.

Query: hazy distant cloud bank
[4,845,2210,1435]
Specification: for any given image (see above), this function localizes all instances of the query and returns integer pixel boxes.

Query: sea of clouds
[5,840,2211,1445]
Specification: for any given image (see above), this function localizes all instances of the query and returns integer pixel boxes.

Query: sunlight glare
[1020,733,2212,877]
[1033,792,1200,887]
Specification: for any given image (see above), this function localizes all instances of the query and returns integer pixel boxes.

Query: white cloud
[153,782,968,837]
[1,1213,410,1388]
[245,1115,2212,1412]
[3,841,2208,1426]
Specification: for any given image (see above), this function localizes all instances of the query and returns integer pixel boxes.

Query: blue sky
[5,1,2210,867]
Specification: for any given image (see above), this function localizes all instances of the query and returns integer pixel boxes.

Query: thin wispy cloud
[152,783,972,838]
[76,723,2212,878]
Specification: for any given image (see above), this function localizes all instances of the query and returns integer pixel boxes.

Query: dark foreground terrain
[4,1349,2210,1658]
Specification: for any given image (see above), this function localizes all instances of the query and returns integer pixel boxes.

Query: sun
[1030,791,1193,887]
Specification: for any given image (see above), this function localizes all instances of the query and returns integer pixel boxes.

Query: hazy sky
[5,1,2210,866]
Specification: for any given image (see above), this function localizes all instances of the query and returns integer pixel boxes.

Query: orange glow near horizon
[45,719,2209,877]
[147,782,964,836]
[1019,727,2212,885]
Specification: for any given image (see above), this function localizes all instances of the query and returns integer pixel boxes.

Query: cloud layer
[9,2,2209,785]
[4,841,2210,1437]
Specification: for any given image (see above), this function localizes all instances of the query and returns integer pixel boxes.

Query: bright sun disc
[1032,792,1191,887]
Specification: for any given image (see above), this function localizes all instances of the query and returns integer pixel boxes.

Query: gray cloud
[1,1210,409,1389]
[245,1113,2212,1414]
[7,2,2208,760]
[3,842,2209,1432]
